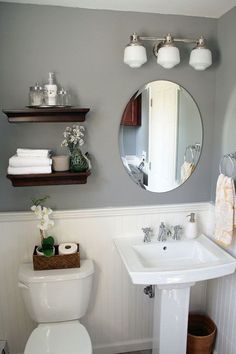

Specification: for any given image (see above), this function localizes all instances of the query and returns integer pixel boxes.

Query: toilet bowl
[18,260,94,354]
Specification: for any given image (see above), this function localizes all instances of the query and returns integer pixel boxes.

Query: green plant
[38,236,55,257]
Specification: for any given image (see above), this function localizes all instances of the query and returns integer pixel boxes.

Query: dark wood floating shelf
[7,171,91,187]
[3,107,90,123]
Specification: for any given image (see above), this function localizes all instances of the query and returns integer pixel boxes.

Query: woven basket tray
[33,244,80,270]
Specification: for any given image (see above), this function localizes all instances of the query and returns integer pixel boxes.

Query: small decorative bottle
[44,72,57,106]
[185,213,198,239]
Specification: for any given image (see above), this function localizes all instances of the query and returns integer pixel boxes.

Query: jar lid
[58,88,67,95]
[30,82,43,91]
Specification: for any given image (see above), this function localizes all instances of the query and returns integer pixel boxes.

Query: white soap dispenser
[185,213,198,239]
[44,72,57,106]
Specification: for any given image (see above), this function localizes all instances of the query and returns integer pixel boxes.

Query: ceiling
[1,0,236,18]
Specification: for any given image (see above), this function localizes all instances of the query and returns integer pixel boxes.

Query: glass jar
[57,88,71,107]
[29,82,44,106]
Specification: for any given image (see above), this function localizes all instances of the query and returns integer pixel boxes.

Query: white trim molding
[0,202,211,222]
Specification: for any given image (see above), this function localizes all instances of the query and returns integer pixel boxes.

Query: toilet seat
[24,321,92,354]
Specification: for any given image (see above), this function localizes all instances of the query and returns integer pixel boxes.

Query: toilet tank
[18,260,94,323]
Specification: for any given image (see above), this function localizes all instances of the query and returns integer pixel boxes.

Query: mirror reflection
[119,80,203,193]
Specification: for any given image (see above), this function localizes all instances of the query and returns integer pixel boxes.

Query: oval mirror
[119,80,203,193]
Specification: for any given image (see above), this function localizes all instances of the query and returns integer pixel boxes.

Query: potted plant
[31,196,55,257]
[61,125,91,172]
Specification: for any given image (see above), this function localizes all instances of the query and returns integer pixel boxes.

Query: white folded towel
[9,155,52,167]
[8,166,52,175]
[17,149,51,157]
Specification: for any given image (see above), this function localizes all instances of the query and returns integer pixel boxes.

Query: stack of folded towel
[8,149,52,175]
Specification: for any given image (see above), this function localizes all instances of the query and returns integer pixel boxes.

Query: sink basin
[115,234,236,354]
[114,234,236,285]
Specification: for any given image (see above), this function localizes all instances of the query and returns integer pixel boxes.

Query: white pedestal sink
[114,235,236,354]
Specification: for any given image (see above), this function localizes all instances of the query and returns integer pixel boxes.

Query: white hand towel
[9,155,52,167]
[17,149,51,157]
[8,166,52,175]
[214,173,236,247]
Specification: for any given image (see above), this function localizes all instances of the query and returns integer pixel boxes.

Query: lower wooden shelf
[7,171,91,187]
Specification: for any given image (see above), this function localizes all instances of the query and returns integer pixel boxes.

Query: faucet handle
[157,222,171,242]
[142,227,153,243]
[172,225,183,240]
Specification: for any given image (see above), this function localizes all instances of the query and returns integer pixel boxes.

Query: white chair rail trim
[0,202,211,222]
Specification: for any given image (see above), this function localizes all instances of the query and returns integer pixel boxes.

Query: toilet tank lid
[18,259,94,284]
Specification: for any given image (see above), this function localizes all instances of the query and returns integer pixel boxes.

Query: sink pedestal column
[153,283,195,354]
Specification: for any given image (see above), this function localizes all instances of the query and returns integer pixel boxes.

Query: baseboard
[93,338,152,354]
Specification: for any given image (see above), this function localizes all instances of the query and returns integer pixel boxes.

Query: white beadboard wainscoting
[206,203,236,354]
[0,202,212,354]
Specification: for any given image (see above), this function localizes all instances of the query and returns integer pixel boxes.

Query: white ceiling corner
[0,0,236,18]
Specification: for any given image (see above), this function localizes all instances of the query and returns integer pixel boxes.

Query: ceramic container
[52,155,70,172]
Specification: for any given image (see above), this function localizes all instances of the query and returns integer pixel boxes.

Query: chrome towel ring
[219,153,236,177]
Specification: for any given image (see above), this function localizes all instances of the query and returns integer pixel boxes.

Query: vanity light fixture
[124,32,212,70]
[124,32,147,68]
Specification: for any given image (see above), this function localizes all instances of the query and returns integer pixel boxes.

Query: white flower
[61,124,85,149]
[37,217,54,231]
[31,204,54,232]
[31,205,43,219]
[61,139,68,147]
[42,206,52,216]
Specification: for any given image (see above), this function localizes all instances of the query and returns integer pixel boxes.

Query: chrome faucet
[157,222,171,242]
[172,225,183,240]
[142,227,152,243]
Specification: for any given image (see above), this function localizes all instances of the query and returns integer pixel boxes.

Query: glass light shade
[189,48,212,70]
[157,46,180,69]
[124,45,147,68]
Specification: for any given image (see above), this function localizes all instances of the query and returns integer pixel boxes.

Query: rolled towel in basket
[8,166,52,175]
[9,155,52,167]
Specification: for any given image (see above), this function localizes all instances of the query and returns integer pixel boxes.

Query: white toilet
[18,259,94,354]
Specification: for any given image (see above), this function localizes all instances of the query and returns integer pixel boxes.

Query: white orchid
[37,218,54,231]
[31,199,54,242]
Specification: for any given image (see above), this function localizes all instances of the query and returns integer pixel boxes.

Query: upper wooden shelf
[3,107,90,123]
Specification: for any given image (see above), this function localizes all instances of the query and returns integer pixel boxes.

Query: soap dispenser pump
[185,212,198,239]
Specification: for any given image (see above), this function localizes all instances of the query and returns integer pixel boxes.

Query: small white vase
[36,246,55,256]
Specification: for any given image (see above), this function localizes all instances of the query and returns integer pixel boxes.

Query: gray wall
[120,126,137,156]
[0,2,217,211]
[210,6,236,201]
